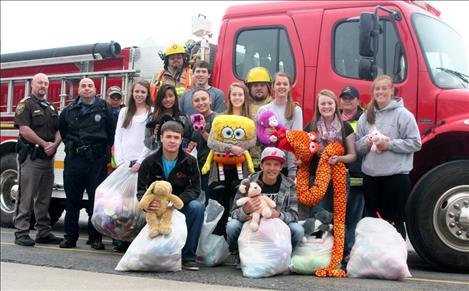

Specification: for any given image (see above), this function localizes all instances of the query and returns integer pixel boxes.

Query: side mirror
[359,12,380,57]
[359,58,377,80]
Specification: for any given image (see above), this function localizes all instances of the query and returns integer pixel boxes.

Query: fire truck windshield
[412,13,469,89]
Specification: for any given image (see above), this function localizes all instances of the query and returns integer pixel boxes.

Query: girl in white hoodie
[355,75,421,239]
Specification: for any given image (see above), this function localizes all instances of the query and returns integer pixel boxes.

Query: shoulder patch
[15,103,25,115]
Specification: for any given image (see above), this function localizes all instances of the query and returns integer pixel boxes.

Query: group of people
[13,41,421,273]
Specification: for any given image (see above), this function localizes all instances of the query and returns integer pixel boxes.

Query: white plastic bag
[346,217,412,280]
[196,199,230,266]
[238,218,292,278]
[115,210,187,272]
[289,233,334,274]
[91,164,146,241]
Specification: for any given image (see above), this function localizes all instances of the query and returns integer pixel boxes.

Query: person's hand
[130,162,141,173]
[271,209,281,218]
[265,127,274,135]
[376,139,390,151]
[185,141,197,154]
[293,158,302,166]
[146,201,161,213]
[44,142,58,156]
[153,124,161,135]
[243,197,261,214]
[328,155,340,165]
[231,145,244,156]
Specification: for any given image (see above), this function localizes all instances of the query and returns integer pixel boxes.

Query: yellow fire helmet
[245,66,272,84]
[165,43,186,57]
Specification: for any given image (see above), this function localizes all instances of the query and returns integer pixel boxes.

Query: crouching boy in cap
[225,147,303,265]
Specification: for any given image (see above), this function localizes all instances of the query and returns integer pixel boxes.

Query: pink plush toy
[368,128,389,153]
[256,110,286,147]
[191,113,205,132]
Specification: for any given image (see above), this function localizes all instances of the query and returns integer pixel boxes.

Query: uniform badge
[94,114,102,122]
[50,105,55,111]
[15,103,25,115]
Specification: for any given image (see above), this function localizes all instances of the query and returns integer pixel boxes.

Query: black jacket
[136,147,201,205]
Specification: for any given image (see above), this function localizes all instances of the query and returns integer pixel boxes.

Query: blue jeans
[226,218,304,252]
[179,200,205,262]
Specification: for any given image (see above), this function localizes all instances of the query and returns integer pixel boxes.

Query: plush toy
[139,180,184,238]
[236,179,276,231]
[202,115,256,180]
[256,110,286,147]
[191,113,205,132]
[368,128,389,153]
[275,129,347,278]
[302,208,333,242]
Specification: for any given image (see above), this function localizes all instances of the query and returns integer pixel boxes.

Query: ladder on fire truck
[1,69,140,117]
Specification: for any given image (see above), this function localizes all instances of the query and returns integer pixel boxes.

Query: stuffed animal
[302,208,333,242]
[202,115,256,180]
[191,113,205,132]
[236,179,276,231]
[256,110,286,147]
[139,180,184,238]
[368,128,389,153]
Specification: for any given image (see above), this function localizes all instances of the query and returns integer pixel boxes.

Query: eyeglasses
[340,95,357,100]
[110,95,122,101]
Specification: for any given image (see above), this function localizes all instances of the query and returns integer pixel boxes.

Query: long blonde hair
[272,72,296,120]
[309,89,346,141]
[366,75,394,124]
[225,82,251,118]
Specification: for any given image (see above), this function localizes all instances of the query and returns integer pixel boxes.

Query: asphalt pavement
[1,210,468,291]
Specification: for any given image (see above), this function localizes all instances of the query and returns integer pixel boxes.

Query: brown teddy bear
[139,180,184,238]
[236,179,276,231]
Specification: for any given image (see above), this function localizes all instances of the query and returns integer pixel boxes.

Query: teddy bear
[236,179,276,231]
[302,207,333,242]
[368,128,389,153]
[139,180,184,238]
[191,113,205,132]
[256,110,286,147]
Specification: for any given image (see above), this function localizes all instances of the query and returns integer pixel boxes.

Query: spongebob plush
[201,115,256,181]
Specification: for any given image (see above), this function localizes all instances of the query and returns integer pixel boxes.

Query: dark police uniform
[14,95,59,239]
[59,97,115,244]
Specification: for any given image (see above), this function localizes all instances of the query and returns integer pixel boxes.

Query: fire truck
[1,0,468,271]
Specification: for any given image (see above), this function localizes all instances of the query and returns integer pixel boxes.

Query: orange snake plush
[274,129,347,278]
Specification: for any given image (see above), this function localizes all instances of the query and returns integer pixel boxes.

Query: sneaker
[59,239,77,248]
[90,240,104,250]
[224,253,240,267]
[15,235,35,247]
[35,233,63,244]
[182,261,200,271]
[112,241,128,253]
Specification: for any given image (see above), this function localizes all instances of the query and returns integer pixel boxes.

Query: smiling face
[162,88,176,110]
[78,78,96,101]
[340,94,359,114]
[193,67,210,88]
[168,53,184,72]
[132,83,148,105]
[318,94,337,120]
[372,79,393,109]
[260,159,282,183]
[192,90,212,115]
[230,86,245,110]
[272,75,290,104]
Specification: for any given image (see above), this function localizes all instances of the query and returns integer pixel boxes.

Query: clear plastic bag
[238,218,292,278]
[115,210,187,272]
[91,164,146,241]
[346,217,412,280]
[290,233,334,274]
[196,199,230,266]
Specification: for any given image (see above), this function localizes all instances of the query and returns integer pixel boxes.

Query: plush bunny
[368,128,389,153]
[139,180,184,238]
[236,179,276,231]
[191,113,205,132]
[256,110,286,147]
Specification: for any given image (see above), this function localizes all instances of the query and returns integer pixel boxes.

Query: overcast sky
[1,1,468,55]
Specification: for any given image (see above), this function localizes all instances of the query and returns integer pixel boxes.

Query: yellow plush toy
[201,115,256,180]
[139,180,184,238]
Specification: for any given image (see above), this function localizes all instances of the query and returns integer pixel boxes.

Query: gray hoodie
[355,98,422,176]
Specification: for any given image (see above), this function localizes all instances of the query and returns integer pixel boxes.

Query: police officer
[58,78,115,250]
[13,73,63,246]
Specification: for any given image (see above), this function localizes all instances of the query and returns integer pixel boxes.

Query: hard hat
[165,43,186,57]
[245,67,272,84]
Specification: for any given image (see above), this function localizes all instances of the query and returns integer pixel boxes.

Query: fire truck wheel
[0,153,18,227]
[406,160,469,272]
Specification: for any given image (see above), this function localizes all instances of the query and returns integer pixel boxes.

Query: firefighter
[244,66,272,120]
[13,73,63,246]
[150,42,192,102]
[58,78,115,250]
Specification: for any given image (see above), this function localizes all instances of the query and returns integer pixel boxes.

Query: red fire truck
[1,0,468,271]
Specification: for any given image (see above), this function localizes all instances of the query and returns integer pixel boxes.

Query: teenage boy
[225,147,303,263]
[137,120,205,271]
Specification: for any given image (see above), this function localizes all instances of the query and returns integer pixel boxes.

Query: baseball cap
[339,86,359,99]
[107,86,122,99]
[261,147,286,164]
